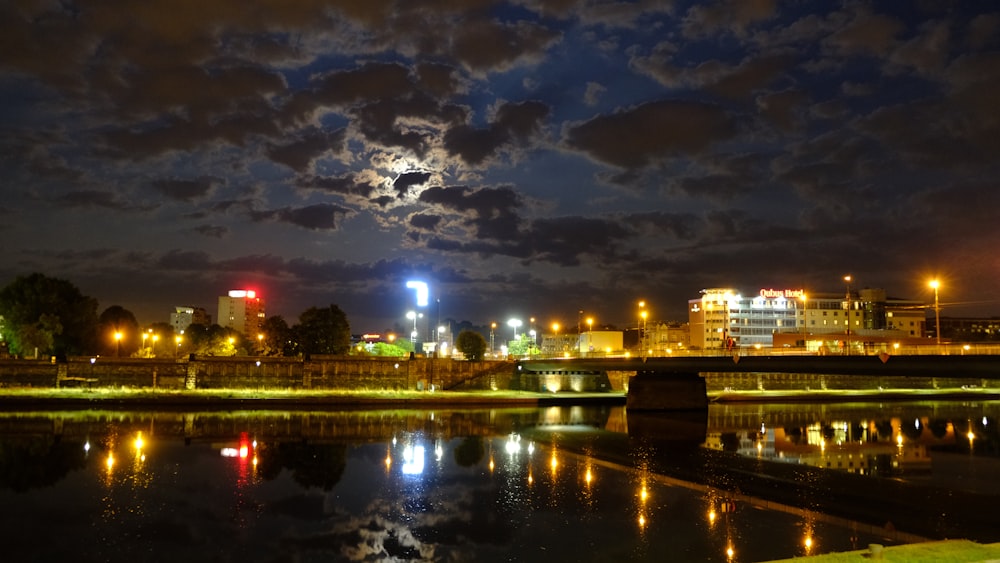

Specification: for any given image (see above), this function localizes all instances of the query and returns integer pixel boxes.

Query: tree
[260,315,296,356]
[295,305,351,355]
[0,273,98,357]
[98,305,140,357]
[184,324,242,356]
[507,334,538,357]
[455,330,487,361]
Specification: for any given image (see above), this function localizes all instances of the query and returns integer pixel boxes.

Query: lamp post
[843,275,852,356]
[490,322,496,355]
[175,335,182,359]
[114,331,122,358]
[508,318,522,341]
[929,279,941,345]
[638,300,648,358]
[406,311,423,347]
[257,333,264,355]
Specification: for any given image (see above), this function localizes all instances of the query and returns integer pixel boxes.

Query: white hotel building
[689,287,926,353]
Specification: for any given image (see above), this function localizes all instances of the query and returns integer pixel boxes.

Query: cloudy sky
[2,0,999,333]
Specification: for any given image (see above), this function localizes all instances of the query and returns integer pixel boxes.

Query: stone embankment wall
[0,356,514,391]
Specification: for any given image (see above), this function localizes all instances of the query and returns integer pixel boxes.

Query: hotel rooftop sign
[759,288,805,299]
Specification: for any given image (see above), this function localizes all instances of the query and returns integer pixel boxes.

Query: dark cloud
[409,213,442,232]
[50,190,143,211]
[151,177,219,202]
[564,100,736,168]
[443,100,550,165]
[193,225,229,238]
[252,203,353,231]
[267,128,347,172]
[296,175,379,199]
[393,172,433,199]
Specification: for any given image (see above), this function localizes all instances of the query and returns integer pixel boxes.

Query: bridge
[516,354,1000,410]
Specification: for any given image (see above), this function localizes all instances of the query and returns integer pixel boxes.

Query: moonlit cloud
[2,1,999,330]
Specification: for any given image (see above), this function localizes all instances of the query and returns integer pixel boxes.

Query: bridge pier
[626,372,708,411]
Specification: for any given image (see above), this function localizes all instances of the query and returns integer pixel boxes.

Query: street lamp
[257,333,264,355]
[406,311,423,344]
[490,322,496,355]
[843,275,852,355]
[638,300,648,358]
[929,279,941,345]
[175,335,182,358]
[508,318,522,340]
[114,331,123,358]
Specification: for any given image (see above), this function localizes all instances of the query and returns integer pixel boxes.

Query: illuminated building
[217,290,265,336]
[170,306,211,333]
[689,287,925,352]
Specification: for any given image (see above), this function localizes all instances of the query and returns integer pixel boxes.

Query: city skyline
[2,2,999,331]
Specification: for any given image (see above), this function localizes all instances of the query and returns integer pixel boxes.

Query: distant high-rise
[170,306,211,334]
[218,290,265,336]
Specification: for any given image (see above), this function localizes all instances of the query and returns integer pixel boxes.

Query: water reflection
[709,402,999,490]
[0,403,997,561]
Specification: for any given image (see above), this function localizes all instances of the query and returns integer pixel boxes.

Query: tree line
[0,273,489,360]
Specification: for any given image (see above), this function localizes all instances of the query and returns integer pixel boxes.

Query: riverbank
[767,539,1000,562]
[1,385,999,410]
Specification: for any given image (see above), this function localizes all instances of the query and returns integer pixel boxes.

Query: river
[0,399,997,562]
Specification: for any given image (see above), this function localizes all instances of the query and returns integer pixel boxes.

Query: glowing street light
[929,279,941,345]
[406,310,423,343]
[843,275,852,356]
[174,334,182,358]
[638,300,648,358]
[508,318,522,340]
[114,331,123,358]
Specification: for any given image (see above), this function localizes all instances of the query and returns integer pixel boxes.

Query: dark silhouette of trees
[260,315,296,356]
[455,330,487,360]
[0,273,98,356]
[296,305,351,355]
[98,305,140,357]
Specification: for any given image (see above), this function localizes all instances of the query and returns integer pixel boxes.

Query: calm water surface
[1,400,998,562]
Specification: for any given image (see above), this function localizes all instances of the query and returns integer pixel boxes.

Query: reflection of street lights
[929,279,941,345]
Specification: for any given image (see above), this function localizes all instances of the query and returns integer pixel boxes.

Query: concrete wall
[0,357,514,391]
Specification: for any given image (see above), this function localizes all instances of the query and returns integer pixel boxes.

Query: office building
[218,289,265,336]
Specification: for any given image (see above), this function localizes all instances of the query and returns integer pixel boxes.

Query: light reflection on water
[0,402,997,561]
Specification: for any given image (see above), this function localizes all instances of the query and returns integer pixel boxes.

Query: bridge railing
[518,343,1000,360]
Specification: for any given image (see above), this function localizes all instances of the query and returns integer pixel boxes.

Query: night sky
[2,1,999,333]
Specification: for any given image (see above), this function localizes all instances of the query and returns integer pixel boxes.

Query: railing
[515,343,1000,360]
